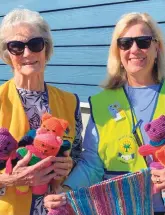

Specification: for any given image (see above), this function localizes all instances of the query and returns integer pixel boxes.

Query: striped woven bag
[48,168,153,215]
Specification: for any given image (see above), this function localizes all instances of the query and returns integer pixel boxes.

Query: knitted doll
[138,115,165,205]
[138,115,165,160]
[16,113,71,195]
[0,128,18,174]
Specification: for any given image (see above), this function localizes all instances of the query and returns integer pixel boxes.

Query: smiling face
[119,22,158,80]
[6,23,46,77]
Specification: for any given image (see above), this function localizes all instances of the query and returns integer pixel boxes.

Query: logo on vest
[108,103,126,121]
[117,135,137,164]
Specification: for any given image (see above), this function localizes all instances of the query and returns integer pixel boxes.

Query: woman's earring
[121,64,124,69]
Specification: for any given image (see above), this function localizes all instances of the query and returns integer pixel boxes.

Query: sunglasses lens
[117,38,133,50]
[7,37,45,55]
[28,37,45,53]
[136,36,152,49]
[7,41,24,55]
[117,36,153,50]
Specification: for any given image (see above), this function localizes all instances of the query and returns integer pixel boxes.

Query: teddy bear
[138,115,165,160]
[16,112,71,195]
[138,115,165,205]
[0,128,19,196]
[0,128,18,174]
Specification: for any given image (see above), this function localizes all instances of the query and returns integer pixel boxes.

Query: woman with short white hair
[0,8,82,215]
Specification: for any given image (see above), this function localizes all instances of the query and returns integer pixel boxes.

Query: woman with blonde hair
[44,12,165,214]
[0,8,82,215]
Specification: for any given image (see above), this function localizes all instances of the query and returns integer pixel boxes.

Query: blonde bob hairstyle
[0,8,53,65]
[103,12,165,89]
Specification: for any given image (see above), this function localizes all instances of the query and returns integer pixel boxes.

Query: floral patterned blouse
[17,87,83,215]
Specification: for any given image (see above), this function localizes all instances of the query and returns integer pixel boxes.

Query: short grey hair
[0,8,53,65]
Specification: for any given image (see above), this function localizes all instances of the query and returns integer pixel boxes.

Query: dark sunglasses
[7,37,45,55]
[117,36,157,50]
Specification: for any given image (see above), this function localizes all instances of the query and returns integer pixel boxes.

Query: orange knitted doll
[16,113,71,195]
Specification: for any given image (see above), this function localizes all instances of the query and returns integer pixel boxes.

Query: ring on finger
[156,177,162,184]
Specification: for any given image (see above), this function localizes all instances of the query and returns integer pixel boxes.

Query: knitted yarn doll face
[33,132,62,156]
[40,113,69,137]
[0,128,18,157]
[31,113,69,157]
[144,115,165,142]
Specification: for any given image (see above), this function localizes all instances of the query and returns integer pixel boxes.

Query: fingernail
[62,196,66,200]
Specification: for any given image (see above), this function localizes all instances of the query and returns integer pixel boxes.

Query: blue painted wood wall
[0,0,164,103]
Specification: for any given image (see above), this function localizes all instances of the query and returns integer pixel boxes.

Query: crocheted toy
[138,115,165,160]
[0,128,18,174]
[18,129,71,157]
[16,113,71,195]
[138,115,165,204]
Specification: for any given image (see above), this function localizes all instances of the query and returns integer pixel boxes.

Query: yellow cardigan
[0,79,77,215]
